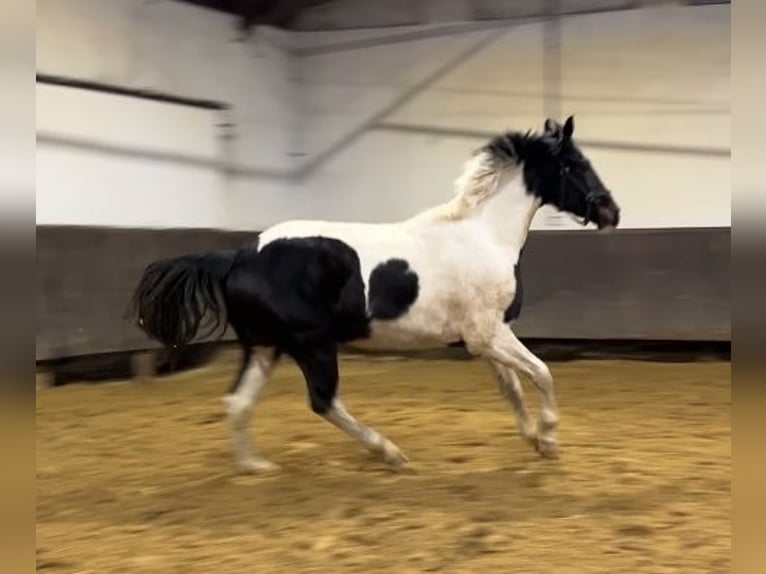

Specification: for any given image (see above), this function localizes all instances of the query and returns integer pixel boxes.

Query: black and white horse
[132,116,620,473]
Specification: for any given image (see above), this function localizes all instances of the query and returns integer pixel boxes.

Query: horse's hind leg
[291,343,408,466]
[479,327,559,458]
[222,345,280,473]
[489,361,537,447]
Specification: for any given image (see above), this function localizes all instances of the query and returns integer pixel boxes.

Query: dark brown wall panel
[36,226,256,360]
[36,225,730,361]
[513,228,730,341]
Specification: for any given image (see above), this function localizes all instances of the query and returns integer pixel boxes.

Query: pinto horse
[131,116,620,473]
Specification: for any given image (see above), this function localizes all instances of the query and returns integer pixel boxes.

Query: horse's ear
[563,115,575,140]
[544,118,561,135]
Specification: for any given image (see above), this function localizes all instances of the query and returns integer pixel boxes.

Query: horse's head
[525,116,621,231]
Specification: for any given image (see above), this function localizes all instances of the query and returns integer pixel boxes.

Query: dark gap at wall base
[37,342,222,387]
[38,338,730,387]
[36,225,730,363]
[383,338,731,363]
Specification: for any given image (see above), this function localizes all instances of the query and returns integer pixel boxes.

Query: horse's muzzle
[595,200,620,231]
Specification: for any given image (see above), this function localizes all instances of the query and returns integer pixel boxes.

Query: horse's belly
[346,332,451,352]
[348,309,461,352]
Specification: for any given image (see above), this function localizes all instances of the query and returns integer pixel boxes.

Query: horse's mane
[411,130,535,223]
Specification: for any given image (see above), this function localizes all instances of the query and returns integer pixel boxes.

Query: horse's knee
[531,361,553,388]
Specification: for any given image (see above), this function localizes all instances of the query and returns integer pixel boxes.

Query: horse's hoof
[238,458,279,474]
[535,438,559,460]
[381,440,409,467]
[522,431,539,448]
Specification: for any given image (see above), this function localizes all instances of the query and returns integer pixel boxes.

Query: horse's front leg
[472,326,559,458]
[489,360,538,448]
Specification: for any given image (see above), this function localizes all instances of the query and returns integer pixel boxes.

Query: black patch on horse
[225,236,371,350]
[503,261,523,323]
[224,236,371,413]
[367,258,419,320]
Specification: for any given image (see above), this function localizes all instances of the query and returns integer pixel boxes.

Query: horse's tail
[129,250,237,350]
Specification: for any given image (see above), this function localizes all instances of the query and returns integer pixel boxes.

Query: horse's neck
[406,168,539,256]
[478,173,540,254]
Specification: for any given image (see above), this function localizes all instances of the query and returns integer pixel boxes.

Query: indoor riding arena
[36,1,730,573]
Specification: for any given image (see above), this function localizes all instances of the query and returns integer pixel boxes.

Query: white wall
[36,0,307,230]
[36,83,225,228]
[294,3,730,229]
[36,1,730,231]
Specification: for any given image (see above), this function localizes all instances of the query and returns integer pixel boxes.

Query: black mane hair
[478,122,609,223]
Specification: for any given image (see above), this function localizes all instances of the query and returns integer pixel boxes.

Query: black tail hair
[129,250,237,349]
